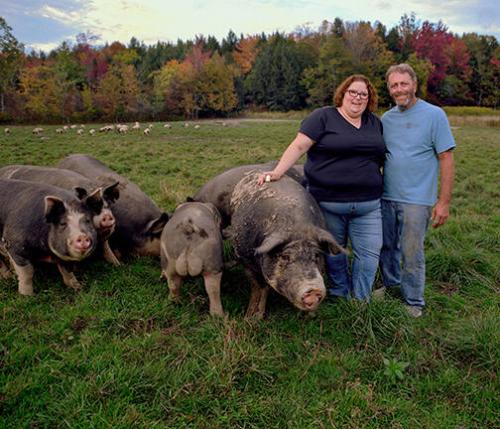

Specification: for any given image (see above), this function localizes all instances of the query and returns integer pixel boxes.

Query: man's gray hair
[386,63,417,85]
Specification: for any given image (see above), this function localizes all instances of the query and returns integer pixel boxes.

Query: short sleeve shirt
[382,99,456,206]
[300,106,385,202]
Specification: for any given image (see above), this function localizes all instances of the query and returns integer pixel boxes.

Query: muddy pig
[193,162,304,227]
[0,179,100,295]
[160,202,224,316]
[229,172,344,318]
[57,154,168,257]
[0,165,120,265]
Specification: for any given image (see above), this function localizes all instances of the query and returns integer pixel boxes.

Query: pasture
[0,120,499,428]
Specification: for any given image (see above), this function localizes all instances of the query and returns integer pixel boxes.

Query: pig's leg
[166,270,183,302]
[245,273,269,320]
[0,258,13,279]
[102,240,121,266]
[10,257,35,296]
[203,271,223,316]
[57,263,82,291]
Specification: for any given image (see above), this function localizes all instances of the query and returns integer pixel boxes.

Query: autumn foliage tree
[1,14,499,124]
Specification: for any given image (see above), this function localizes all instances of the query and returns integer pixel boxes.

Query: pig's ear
[73,186,88,200]
[186,196,195,202]
[103,181,120,203]
[44,196,66,224]
[315,227,346,255]
[84,188,104,214]
[146,212,169,237]
[255,232,287,255]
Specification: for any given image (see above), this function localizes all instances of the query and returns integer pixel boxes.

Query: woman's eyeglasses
[347,89,369,100]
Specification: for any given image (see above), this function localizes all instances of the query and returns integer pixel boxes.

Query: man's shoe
[372,286,386,300]
[405,305,423,318]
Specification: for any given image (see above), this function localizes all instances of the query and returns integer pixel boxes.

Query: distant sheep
[132,122,140,131]
[194,124,200,129]
[32,127,44,135]
[56,128,64,134]
[89,129,96,135]
[163,123,172,129]
[77,129,84,135]
[117,124,129,134]
[144,128,151,135]
[4,128,10,135]
[184,123,189,128]
[70,125,77,129]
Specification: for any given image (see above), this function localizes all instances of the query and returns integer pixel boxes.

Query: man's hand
[431,200,449,228]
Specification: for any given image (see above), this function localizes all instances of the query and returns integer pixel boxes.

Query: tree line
[0,13,499,123]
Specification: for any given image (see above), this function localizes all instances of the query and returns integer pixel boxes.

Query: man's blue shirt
[382,99,456,206]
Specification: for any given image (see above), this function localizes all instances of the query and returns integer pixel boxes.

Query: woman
[259,75,385,301]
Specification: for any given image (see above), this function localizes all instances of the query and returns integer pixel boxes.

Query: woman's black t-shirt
[300,106,385,203]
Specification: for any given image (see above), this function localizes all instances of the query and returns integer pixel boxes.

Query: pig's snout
[71,234,92,253]
[301,288,325,310]
[100,212,115,230]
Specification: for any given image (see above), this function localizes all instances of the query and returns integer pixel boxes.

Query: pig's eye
[60,222,67,227]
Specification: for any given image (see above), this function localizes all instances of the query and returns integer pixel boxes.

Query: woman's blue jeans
[319,199,382,301]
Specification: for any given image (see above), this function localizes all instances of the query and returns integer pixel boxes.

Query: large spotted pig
[0,179,100,295]
[229,172,344,318]
[57,154,168,257]
[0,165,120,265]
[160,202,224,316]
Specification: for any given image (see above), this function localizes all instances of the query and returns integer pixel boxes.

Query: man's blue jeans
[319,199,382,301]
[379,200,432,308]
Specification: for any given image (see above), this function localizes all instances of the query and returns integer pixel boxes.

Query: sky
[2,0,499,53]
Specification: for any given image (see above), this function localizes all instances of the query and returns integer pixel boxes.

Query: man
[379,63,455,317]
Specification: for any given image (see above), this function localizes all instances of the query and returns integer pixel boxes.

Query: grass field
[0,120,499,428]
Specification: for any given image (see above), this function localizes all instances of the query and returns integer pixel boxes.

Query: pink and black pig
[0,165,120,265]
[0,179,101,295]
[57,154,168,258]
[160,202,224,316]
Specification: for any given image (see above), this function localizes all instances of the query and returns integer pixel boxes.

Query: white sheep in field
[194,124,200,129]
[77,129,84,135]
[80,124,85,128]
[56,128,64,134]
[32,127,44,135]
[221,121,227,127]
[132,122,140,131]
[117,124,129,134]
[148,123,154,129]
[63,125,69,131]
[4,128,10,135]
[144,128,151,135]
[89,129,96,135]
[99,125,114,132]
[184,123,189,128]
[163,123,172,129]
[70,125,77,129]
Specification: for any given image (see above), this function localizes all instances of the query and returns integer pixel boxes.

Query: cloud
[39,5,81,24]
[3,0,498,53]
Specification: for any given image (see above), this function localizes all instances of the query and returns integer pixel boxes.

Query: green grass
[0,120,499,428]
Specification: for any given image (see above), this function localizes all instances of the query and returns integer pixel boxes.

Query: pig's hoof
[66,280,82,291]
[0,269,13,279]
[168,293,181,303]
[244,309,265,321]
